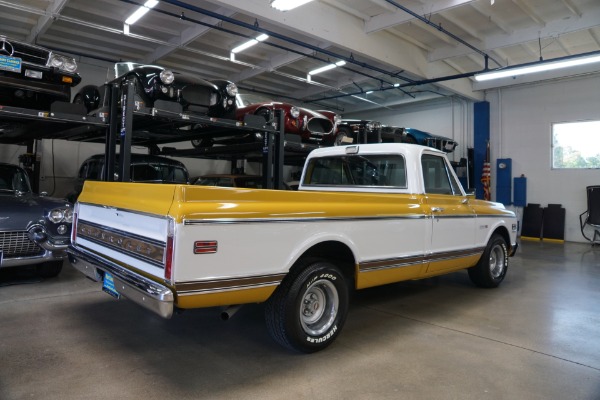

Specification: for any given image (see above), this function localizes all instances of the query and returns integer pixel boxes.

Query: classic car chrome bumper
[67,246,174,319]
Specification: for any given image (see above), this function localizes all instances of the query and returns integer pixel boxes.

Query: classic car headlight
[63,58,77,72]
[48,207,73,224]
[160,70,175,85]
[47,54,78,73]
[64,208,74,223]
[49,54,64,69]
[226,82,238,97]
[290,106,300,118]
[49,209,65,223]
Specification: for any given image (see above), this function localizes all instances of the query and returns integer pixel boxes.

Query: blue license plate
[0,55,22,73]
[102,272,121,299]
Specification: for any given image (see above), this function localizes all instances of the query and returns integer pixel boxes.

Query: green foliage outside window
[552,121,600,169]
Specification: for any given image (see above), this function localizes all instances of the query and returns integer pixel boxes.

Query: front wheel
[265,259,349,353]
[468,234,508,288]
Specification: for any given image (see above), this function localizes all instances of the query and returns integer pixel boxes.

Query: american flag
[481,141,491,200]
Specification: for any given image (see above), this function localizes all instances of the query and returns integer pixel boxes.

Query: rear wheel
[36,261,63,278]
[468,234,508,288]
[265,259,349,353]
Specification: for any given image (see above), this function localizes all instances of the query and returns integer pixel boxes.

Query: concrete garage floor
[1,241,599,400]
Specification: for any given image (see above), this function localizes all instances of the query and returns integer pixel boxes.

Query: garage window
[552,120,600,169]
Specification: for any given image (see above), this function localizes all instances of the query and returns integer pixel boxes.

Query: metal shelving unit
[0,81,314,190]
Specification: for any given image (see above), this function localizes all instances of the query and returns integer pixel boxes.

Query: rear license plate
[102,272,121,299]
[0,55,22,73]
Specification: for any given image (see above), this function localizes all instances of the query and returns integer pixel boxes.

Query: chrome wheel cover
[300,279,339,336]
[489,244,506,279]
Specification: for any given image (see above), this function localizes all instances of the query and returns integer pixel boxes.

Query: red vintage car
[236,93,336,143]
[190,93,340,148]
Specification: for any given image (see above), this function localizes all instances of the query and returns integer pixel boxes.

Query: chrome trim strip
[359,247,485,272]
[184,215,427,225]
[176,273,286,296]
[67,245,174,319]
[76,220,165,269]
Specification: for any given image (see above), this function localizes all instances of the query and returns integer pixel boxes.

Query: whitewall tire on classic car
[265,259,349,353]
[468,234,508,288]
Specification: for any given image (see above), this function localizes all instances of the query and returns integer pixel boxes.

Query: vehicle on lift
[0,163,72,277]
[66,153,189,203]
[74,62,238,118]
[336,119,383,144]
[68,143,518,353]
[193,174,264,188]
[191,93,337,148]
[0,36,81,111]
[336,120,458,153]
[395,127,458,153]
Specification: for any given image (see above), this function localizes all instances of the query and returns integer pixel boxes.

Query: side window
[421,154,460,195]
[87,160,102,180]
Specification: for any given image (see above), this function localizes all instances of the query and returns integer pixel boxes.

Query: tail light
[164,218,175,282]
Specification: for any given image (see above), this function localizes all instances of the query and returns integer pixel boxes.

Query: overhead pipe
[382,0,503,68]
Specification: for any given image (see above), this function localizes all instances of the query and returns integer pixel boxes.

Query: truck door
[421,153,477,274]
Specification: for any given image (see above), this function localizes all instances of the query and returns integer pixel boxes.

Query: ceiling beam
[364,0,476,34]
[321,0,370,20]
[469,2,512,35]
[205,0,482,101]
[560,0,581,17]
[429,7,600,62]
[511,0,545,27]
[143,7,237,63]
[228,41,332,83]
[26,0,68,43]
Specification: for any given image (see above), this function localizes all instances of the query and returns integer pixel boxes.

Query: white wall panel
[488,73,600,243]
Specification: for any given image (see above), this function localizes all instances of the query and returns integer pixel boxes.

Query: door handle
[432,207,445,212]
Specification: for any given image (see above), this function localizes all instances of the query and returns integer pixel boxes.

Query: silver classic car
[0,163,72,277]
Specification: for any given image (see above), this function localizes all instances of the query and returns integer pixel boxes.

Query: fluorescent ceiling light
[271,0,315,11]
[308,60,346,76]
[231,34,269,54]
[351,95,380,105]
[475,53,600,81]
[125,0,159,25]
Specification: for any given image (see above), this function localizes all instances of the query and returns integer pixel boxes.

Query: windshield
[0,165,31,193]
[112,62,162,80]
[236,93,272,107]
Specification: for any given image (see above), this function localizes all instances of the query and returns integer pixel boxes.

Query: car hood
[0,193,70,231]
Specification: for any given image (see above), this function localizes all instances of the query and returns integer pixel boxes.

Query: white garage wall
[487,73,600,243]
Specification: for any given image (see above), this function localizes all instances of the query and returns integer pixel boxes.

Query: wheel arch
[490,225,512,252]
[289,240,357,289]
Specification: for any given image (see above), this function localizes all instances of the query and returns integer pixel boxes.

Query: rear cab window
[303,154,407,188]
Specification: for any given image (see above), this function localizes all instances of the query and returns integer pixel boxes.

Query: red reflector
[194,240,218,254]
[165,235,174,281]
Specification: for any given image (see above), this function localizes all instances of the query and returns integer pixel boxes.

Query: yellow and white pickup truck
[68,143,518,353]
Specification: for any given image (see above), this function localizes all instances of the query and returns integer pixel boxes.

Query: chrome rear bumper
[67,246,174,319]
